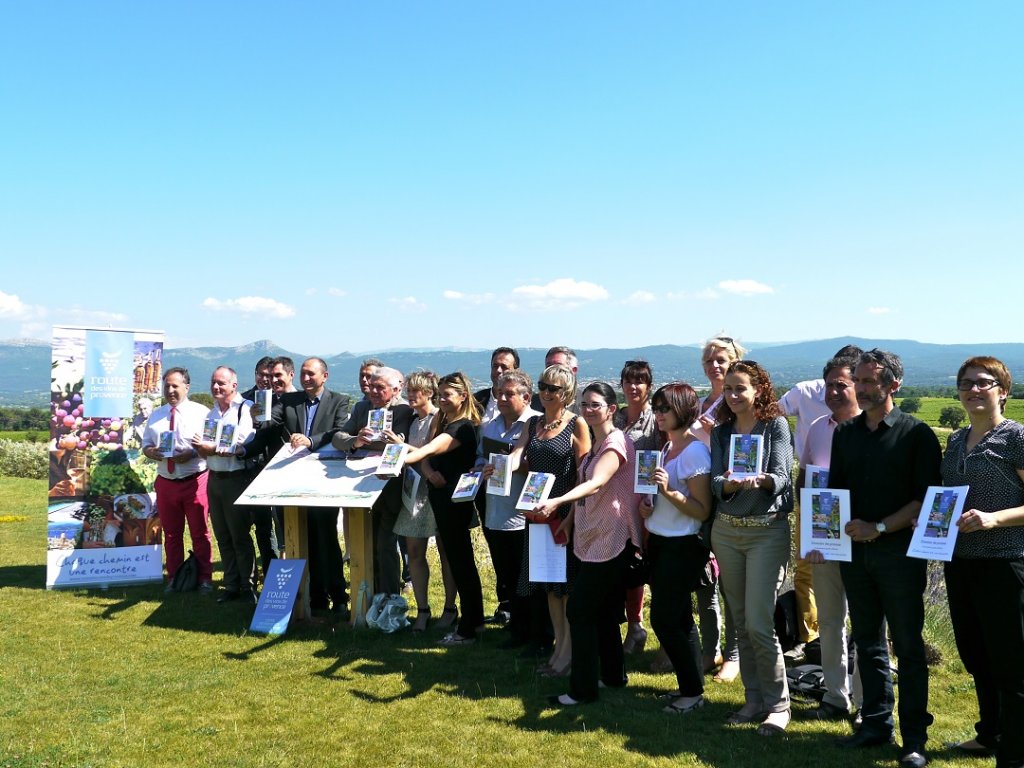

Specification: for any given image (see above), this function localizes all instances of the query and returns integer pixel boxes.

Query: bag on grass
[774,588,798,651]
[366,593,410,633]
[786,664,826,701]
[170,550,199,592]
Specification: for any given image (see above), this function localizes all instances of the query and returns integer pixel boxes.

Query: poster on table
[798,487,852,562]
[47,326,165,588]
[236,446,389,508]
[906,485,969,562]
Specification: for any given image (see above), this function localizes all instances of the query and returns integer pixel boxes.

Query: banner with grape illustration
[47,326,166,588]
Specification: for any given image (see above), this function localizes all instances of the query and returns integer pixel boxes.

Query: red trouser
[156,472,212,582]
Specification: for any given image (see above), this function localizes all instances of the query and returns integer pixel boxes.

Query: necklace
[542,410,566,432]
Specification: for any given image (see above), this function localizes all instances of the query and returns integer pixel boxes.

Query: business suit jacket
[332,399,415,453]
[244,389,351,458]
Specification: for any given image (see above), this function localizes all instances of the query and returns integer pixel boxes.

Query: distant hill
[6,336,1024,408]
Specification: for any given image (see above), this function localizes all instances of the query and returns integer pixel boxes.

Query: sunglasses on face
[538,382,562,393]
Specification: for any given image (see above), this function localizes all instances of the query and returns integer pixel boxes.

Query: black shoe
[484,610,511,626]
[835,730,895,749]
[243,589,259,605]
[807,700,850,721]
[217,590,241,603]
[899,749,928,768]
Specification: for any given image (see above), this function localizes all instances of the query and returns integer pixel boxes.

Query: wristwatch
[875,522,887,535]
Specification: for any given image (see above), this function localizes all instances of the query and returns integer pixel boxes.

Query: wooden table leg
[283,505,309,621]
[345,506,374,627]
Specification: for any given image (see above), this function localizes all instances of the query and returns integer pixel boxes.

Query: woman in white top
[692,335,746,681]
[640,382,713,714]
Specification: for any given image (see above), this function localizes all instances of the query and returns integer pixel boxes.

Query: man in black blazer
[333,366,414,595]
[243,357,351,615]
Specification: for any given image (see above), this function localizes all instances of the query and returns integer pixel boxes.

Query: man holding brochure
[798,353,861,721]
[827,349,941,768]
[476,370,539,640]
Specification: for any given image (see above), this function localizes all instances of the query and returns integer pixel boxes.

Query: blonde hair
[539,364,577,407]
[703,335,746,364]
[405,370,438,405]
[433,371,482,436]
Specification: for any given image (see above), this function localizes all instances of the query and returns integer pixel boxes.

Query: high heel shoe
[412,607,431,633]
[622,623,648,654]
[435,606,458,629]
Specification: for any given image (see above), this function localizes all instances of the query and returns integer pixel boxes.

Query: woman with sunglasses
[691,335,745,681]
[403,372,484,647]
[640,382,713,714]
[614,359,658,655]
[941,357,1024,768]
[534,382,643,706]
[505,364,590,675]
[710,360,794,735]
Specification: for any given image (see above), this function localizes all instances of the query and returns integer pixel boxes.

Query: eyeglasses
[580,401,608,411]
[651,404,672,414]
[957,378,1000,392]
[538,382,562,393]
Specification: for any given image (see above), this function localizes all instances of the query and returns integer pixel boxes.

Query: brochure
[907,485,969,562]
[528,523,567,582]
[367,408,393,440]
[377,443,408,477]
[805,464,830,488]
[217,423,236,452]
[256,389,272,423]
[634,450,661,494]
[451,471,483,502]
[401,466,421,512]
[158,431,175,458]
[516,471,556,511]
[201,417,218,443]
[799,487,852,562]
[486,453,512,497]
[728,433,763,479]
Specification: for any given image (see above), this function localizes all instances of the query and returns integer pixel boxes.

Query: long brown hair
[716,360,781,425]
[432,371,482,437]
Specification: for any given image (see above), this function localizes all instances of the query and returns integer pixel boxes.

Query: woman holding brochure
[710,360,794,735]
[693,336,746,680]
[533,382,641,706]
[402,372,483,646]
[940,356,1024,767]
[391,371,457,633]
[613,359,658,656]
[639,382,713,714]
[504,364,590,676]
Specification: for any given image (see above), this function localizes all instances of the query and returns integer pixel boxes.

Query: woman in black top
[404,372,483,646]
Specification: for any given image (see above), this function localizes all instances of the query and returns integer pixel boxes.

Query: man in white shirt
[142,367,213,593]
[194,366,258,603]
[473,347,520,425]
[798,352,863,721]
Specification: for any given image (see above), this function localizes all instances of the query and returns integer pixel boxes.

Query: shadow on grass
[0,564,47,589]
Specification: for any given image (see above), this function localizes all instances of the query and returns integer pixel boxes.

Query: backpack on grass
[169,550,199,592]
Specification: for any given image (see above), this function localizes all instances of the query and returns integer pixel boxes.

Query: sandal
[438,632,475,647]
[412,607,431,633]
[435,606,458,629]
[664,695,705,715]
[714,659,740,683]
[726,704,768,725]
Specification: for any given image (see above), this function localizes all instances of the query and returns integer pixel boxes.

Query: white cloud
[718,279,775,297]
[867,306,892,315]
[509,278,609,311]
[666,288,720,301]
[0,290,28,317]
[328,287,347,297]
[620,290,657,306]
[390,296,427,313]
[203,296,296,319]
[444,289,495,305]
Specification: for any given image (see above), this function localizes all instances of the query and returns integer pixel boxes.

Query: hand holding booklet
[486,453,512,496]
[728,433,763,479]
[799,487,852,562]
[906,485,968,561]
[634,450,661,494]
[376,443,408,477]
[516,471,555,511]
[451,471,483,502]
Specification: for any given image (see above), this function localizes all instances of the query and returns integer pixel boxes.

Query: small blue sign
[83,330,136,417]
[250,559,307,635]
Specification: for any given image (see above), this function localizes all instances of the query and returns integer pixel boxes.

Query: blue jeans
[841,541,932,748]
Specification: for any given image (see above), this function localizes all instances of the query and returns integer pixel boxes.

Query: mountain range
[8,336,1024,408]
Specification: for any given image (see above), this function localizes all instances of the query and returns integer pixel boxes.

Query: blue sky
[1,2,1020,355]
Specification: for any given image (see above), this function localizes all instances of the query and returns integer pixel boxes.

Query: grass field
[0,478,988,768]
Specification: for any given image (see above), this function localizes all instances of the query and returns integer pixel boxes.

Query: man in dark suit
[473,346,520,424]
[333,366,414,595]
[242,357,351,616]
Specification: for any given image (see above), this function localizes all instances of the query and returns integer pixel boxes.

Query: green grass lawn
[1,478,988,768]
